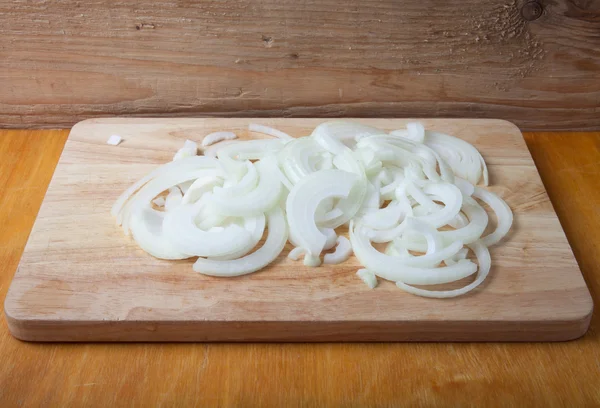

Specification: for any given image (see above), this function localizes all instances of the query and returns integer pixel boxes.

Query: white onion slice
[129,205,190,260]
[288,246,306,261]
[162,202,252,257]
[193,207,288,276]
[249,123,294,142]
[209,213,266,261]
[356,269,378,289]
[286,169,358,256]
[112,156,220,220]
[473,187,513,246]
[182,175,223,205]
[209,157,282,216]
[202,131,237,147]
[164,187,183,211]
[350,222,475,285]
[425,130,488,186]
[396,241,491,298]
[323,236,353,264]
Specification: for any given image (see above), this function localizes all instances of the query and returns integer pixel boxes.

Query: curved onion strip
[356,269,378,289]
[320,227,338,250]
[399,196,489,252]
[319,149,367,228]
[286,169,357,255]
[323,236,353,264]
[281,138,324,184]
[121,167,221,235]
[202,131,237,147]
[404,217,443,255]
[361,200,404,230]
[214,161,257,198]
[396,241,490,298]
[209,157,282,217]
[425,130,488,186]
[182,175,224,205]
[209,213,266,261]
[249,123,294,142]
[350,222,475,284]
[217,139,285,179]
[312,121,384,146]
[288,246,306,261]
[112,155,220,221]
[193,207,288,276]
[473,187,513,246]
[129,205,191,260]
[162,202,252,257]
[406,182,463,228]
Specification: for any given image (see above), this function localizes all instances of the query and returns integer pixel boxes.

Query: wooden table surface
[0,129,598,406]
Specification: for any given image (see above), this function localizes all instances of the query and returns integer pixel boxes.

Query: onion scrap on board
[112,121,512,298]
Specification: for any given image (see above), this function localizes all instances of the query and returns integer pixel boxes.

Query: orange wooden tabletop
[0,130,598,407]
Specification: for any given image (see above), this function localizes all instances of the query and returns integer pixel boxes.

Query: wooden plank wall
[0,0,599,130]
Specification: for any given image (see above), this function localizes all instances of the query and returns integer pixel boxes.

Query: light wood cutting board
[4,118,593,342]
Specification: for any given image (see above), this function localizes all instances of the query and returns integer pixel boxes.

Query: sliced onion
[396,241,491,298]
[129,205,190,260]
[162,201,252,257]
[202,131,237,147]
[323,236,353,264]
[350,222,475,284]
[112,156,220,220]
[288,246,306,261]
[356,269,378,289]
[473,187,513,246]
[193,207,288,276]
[249,123,294,142]
[425,130,488,186]
[286,169,358,256]
[209,157,282,216]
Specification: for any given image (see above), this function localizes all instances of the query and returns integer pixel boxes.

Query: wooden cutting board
[4,118,593,342]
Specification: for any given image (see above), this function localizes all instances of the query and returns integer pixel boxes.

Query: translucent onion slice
[323,236,353,264]
[286,169,358,256]
[425,130,488,186]
[129,205,191,260]
[249,123,294,142]
[192,207,288,276]
[121,167,221,235]
[312,121,384,147]
[162,201,252,257]
[209,157,282,216]
[112,156,220,221]
[396,241,491,298]
[350,222,476,285]
[360,200,404,230]
[288,246,306,261]
[208,213,266,261]
[202,131,237,147]
[472,187,513,246]
[182,175,224,205]
[216,139,285,179]
[356,269,378,289]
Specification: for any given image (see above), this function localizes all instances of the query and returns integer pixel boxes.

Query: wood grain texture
[3,118,592,342]
[0,129,599,406]
[1,0,600,130]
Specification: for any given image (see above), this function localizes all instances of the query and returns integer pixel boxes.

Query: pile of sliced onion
[113,121,512,298]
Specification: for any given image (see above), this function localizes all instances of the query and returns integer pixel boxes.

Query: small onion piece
[396,241,491,298]
[202,131,237,147]
[249,123,294,142]
[323,236,353,265]
[356,269,378,289]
